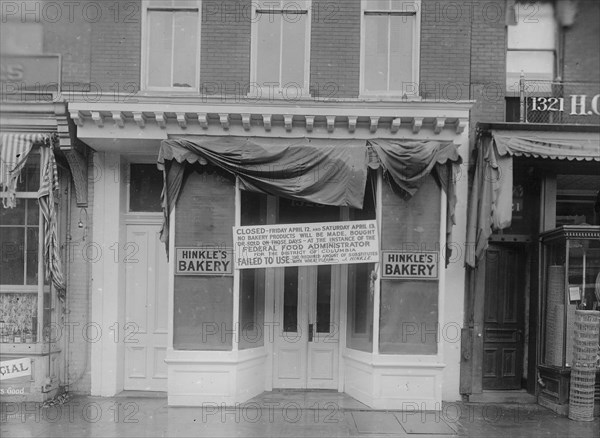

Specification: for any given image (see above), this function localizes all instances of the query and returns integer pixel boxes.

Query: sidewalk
[1,390,599,437]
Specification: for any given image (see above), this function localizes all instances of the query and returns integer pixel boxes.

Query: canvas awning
[491,130,600,161]
[158,137,463,254]
[465,128,600,268]
[0,132,66,298]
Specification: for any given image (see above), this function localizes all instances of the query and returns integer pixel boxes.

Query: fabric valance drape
[465,128,600,268]
[158,137,463,254]
[0,133,67,298]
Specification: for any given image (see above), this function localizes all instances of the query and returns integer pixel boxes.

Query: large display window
[539,225,600,406]
[0,156,52,346]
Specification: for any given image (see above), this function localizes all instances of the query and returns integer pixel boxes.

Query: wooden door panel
[483,244,525,390]
[273,265,339,389]
[124,224,168,391]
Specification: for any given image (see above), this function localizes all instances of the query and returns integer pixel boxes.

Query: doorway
[482,244,527,390]
[270,197,341,389]
[272,264,340,389]
[123,223,169,391]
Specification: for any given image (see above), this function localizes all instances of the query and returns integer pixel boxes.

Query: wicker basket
[569,368,597,421]
[568,310,600,421]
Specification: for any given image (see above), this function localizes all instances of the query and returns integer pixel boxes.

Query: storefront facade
[69,98,470,409]
[0,98,88,402]
[462,119,600,413]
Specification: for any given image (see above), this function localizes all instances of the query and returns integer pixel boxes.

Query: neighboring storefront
[0,97,88,402]
[461,121,600,414]
[69,98,471,409]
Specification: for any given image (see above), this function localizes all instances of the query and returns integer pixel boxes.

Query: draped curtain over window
[0,133,66,298]
[158,137,463,254]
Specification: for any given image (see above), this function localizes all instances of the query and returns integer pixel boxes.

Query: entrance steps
[468,390,536,404]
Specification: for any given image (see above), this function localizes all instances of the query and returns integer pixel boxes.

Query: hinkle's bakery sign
[176,247,233,276]
[381,251,439,280]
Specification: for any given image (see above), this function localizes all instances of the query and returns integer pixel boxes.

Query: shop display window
[540,226,600,368]
[239,191,267,350]
[346,173,376,352]
[0,156,53,345]
[379,174,441,354]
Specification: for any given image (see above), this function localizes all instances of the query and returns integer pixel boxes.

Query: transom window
[361,0,420,97]
[250,0,311,99]
[142,0,201,91]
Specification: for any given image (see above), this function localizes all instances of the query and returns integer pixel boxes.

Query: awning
[0,132,66,298]
[465,128,600,268]
[492,130,600,161]
[158,137,463,255]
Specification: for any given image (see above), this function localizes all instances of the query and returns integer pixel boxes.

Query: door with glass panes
[273,264,339,389]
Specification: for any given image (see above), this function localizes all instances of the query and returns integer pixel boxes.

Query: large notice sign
[381,251,439,280]
[176,247,233,275]
[233,220,379,269]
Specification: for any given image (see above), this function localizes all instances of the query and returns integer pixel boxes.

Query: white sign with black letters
[233,220,379,269]
[381,251,439,280]
[175,247,233,275]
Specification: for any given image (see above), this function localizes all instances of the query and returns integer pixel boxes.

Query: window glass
[256,13,282,86]
[363,1,418,94]
[280,14,307,87]
[26,228,39,285]
[283,266,299,332]
[389,15,414,91]
[346,173,376,352]
[239,191,267,349]
[0,160,40,287]
[129,164,163,212]
[147,10,172,88]
[364,15,389,92]
[172,11,198,88]
[0,227,25,284]
[278,198,339,224]
[173,171,235,350]
[146,7,199,89]
[506,3,555,93]
[0,293,38,343]
[379,175,440,354]
[316,265,331,333]
[254,4,309,93]
[556,174,600,226]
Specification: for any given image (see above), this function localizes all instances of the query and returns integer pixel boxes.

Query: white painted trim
[438,187,447,363]
[232,178,241,351]
[141,0,201,92]
[167,207,175,350]
[250,1,312,98]
[372,170,383,355]
[359,0,421,98]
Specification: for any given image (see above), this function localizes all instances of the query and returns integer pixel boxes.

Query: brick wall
[43,3,92,92]
[468,0,507,138]
[420,0,472,102]
[310,0,361,98]
[90,1,141,94]
[563,1,600,83]
[200,0,251,96]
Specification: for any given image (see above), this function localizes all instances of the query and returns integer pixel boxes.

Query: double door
[272,265,339,389]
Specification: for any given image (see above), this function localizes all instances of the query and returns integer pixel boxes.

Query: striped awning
[1,133,54,206]
[0,132,66,298]
[491,130,600,161]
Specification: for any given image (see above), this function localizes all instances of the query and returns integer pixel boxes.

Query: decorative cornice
[66,98,473,145]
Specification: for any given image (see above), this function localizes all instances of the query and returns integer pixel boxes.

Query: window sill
[358,94,422,102]
[0,342,61,355]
